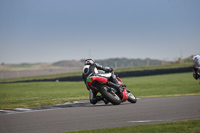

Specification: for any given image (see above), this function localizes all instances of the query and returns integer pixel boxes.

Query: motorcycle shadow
[89,101,131,107]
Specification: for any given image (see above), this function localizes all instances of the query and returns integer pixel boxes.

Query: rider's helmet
[84,59,95,65]
[193,55,200,61]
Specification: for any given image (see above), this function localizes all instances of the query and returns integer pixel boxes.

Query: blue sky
[0,0,200,64]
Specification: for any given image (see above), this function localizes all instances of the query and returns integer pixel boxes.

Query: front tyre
[99,86,121,105]
[128,93,137,103]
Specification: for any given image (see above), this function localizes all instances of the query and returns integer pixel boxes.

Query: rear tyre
[99,86,121,105]
[128,93,137,103]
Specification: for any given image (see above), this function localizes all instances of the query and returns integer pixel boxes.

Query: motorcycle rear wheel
[99,85,121,105]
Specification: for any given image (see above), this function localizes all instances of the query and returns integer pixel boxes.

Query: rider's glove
[105,67,113,73]
[110,68,114,72]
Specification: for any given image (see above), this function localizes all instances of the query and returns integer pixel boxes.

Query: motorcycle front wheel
[99,85,121,105]
[127,93,137,103]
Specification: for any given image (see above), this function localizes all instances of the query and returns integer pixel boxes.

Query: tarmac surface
[0,96,200,133]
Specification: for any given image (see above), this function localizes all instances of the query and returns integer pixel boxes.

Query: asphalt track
[0,96,200,133]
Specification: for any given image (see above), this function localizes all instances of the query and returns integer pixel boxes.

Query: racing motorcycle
[86,72,137,105]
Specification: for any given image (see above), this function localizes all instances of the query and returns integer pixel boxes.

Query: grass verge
[66,119,200,133]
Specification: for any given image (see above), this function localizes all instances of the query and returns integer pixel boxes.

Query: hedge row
[3,66,192,83]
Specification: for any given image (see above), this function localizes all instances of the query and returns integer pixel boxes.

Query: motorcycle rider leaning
[82,59,126,105]
[193,55,200,80]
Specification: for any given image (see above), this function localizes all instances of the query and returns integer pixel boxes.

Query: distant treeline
[94,58,162,68]
[53,58,163,68]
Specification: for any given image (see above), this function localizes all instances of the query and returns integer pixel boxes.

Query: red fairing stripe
[91,76,108,83]
[86,76,108,93]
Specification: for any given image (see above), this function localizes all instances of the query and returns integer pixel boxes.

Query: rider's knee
[90,99,97,104]
[90,96,102,105]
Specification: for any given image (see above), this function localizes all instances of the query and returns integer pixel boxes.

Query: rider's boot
[110,72,127,90]
[193,72,198,80]
[90,96,102,105]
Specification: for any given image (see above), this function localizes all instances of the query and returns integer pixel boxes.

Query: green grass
[123,72,200,98]
[0,82,87,109]
[0,72,199,109]
[66,119,200,133]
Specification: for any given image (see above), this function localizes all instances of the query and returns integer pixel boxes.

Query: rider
[82,59,125,104]
[192,55,200,80]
